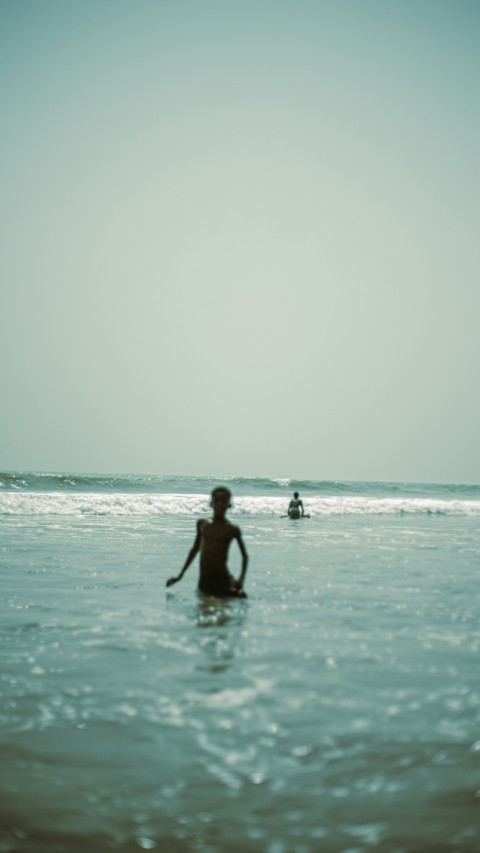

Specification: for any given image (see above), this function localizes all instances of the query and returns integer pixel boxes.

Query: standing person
[287,491,304,519]
[166,486,248,598]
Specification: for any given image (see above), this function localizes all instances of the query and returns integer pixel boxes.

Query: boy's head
[293,491,299,499]
[211,486,232,513]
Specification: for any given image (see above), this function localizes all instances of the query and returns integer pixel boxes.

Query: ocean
[1,472,479,852]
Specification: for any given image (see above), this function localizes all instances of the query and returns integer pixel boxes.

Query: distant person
[166,486,248,598]
[287,491,304,519]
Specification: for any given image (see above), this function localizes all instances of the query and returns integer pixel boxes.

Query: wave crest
[1,493,479,518]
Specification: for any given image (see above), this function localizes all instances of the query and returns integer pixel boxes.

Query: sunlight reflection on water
[1,512,480,851]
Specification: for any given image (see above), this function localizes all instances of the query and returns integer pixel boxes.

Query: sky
[1,0,479,483]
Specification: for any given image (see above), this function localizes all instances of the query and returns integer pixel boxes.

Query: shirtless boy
[166,487,248,598]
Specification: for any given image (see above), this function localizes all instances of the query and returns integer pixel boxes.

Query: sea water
[1,473,479,852]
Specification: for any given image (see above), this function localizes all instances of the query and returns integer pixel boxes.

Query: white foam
[1,492,479,517]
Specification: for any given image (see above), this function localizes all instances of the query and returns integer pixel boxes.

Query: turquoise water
[1,474,480,851]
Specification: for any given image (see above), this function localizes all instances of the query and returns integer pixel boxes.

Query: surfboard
[281,514,310,519]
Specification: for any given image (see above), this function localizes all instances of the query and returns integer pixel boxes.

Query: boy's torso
[199,519,237,577]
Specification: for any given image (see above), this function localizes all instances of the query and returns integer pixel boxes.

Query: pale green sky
[1,0,479,482]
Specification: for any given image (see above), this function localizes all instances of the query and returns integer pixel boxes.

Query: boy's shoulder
[202,518,241,537]
[196,517,237,528]
[227,520,242,537]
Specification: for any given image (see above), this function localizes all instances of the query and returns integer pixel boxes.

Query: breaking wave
[1,492,479,518]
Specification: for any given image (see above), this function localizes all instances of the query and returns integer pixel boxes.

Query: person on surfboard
[166,486,248,598]
[287,491,305,519]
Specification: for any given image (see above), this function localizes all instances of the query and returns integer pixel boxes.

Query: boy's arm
[300,500,305,516]
[234,528,249,589]
[166,521,202,587]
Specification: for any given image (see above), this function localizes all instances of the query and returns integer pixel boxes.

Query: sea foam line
[1,493,480,517]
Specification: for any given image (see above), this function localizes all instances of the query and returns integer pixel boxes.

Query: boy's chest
[202,523,234,545]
